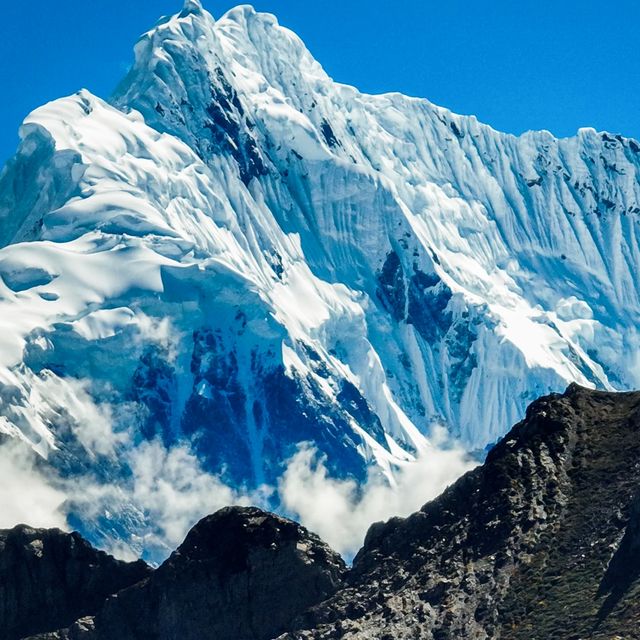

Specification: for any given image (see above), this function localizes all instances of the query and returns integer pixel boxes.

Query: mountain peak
[224,3,258,18]
[179,0,204,17]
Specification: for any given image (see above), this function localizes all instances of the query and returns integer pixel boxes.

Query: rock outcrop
[91,507,346,640]
[281,385,640,639]
[0,526,150,640]
[27,507,346,640]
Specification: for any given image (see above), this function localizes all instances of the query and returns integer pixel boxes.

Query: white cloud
[30,372,128,457]
[135,312,183,363]
[125,441,269,552]
[0,429,473,561]
[0,375,474,564]
[0,440,67,530]
[67,439,271,561]
[278,432,475,558]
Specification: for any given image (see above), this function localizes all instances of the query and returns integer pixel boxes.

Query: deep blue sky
[1,1,639,164]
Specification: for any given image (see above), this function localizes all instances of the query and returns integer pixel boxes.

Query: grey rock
[280,385,640,639]
[75,506,346,640]
[0,525,150,640]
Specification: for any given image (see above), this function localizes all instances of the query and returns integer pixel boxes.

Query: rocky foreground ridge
[6,385,640,639]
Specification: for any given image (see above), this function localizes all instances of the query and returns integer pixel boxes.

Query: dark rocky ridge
[281,385,640,639]
[88,507,346,640]
[12,386,640,639]
[26,507,346,640]
[0,526,150,640]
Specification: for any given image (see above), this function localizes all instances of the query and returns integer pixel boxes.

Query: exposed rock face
[16,387,640,639]
[0,525,150,640]
[52,507,346,640]
[281,385,640,639]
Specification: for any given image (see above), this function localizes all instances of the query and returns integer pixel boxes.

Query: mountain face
[1,0,640,554]
[16,386,640,639]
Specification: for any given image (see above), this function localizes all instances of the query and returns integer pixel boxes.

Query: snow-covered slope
[1,0,639,555]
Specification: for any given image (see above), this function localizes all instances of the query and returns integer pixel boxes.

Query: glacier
[1,0,639,557]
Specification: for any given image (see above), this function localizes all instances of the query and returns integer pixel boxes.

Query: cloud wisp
[278,433,475,558]
[67,440,271,561]
[0,439,67,530]
[0,372,475,563]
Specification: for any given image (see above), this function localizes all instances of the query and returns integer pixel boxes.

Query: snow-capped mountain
[1,1,639,555]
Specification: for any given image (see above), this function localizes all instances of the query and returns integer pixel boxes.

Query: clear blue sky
[1,1,639,164]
